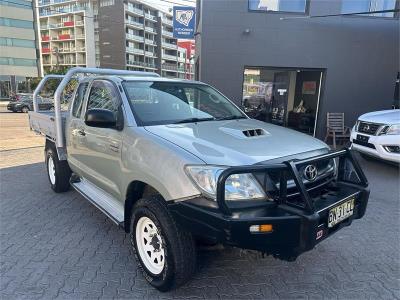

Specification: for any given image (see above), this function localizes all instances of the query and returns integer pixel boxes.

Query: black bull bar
[216,148,368,215]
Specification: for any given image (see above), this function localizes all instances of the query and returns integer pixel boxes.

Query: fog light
[384,145,400,153]
[249,224,273,233]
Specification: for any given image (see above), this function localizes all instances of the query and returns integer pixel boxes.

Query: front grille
[353,139,376,149]
[259,158,335,198]
[357,121,380,135]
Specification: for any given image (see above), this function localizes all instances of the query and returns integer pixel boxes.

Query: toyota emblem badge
[304,164,318,181]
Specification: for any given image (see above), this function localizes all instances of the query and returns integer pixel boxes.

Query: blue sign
[173,6,195,39]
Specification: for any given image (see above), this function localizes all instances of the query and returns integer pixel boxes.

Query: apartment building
[36,0,98,75]
[178,40,195,80]
[98,0,194,78]
[0,0,39,100]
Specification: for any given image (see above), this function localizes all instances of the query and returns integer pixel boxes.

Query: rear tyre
[21,106,29,113]
[46,145,71,193]
[130,195,196,291]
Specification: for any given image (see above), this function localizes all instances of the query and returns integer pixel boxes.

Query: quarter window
[71,83,88,118]
[87,80,119,113]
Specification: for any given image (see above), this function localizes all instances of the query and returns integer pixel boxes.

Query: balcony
[42,48,51,53]
[58,34,73,40]
[38,0,73,6]
[126,34,144,43]
[162,30,173,37]
[162,63,177,71]
[76,34,85,39]
[41,36,50,41]
[39,6,87,16]
[127,20,144,28]
[162,41,177,49]
[75,20,84,26]
[145,14,157,21]
[145,27,156,33]
[145,39,156,45]
[163,54,177,61]
[162,18,173,26]
[126,6,143,16]
[127,61,156,69]
[145,51,156,57]
[178,56,185,63]
[126,47,144,55]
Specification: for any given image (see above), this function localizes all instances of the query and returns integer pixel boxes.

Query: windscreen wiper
[216,115,247,121]
[173,117,215,124]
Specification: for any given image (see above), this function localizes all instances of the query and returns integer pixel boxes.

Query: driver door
[78,80,124,199]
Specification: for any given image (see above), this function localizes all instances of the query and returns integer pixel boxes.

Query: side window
[71,83,88,118]
[87,80,119,113]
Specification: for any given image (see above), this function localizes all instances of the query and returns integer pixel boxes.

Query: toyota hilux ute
[29,68,369,291]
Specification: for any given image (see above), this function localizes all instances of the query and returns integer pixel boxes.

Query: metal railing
[127,34,144,42]
[33,67,160,148]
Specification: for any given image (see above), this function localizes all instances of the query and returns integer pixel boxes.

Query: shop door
[271,72,290,126]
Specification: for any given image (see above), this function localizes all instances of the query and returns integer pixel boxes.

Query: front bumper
[350,129,400,163]
[169,149,370,260]
[170,183,368,260]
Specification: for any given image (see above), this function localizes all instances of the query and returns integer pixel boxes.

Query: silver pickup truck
[29,68,369,291]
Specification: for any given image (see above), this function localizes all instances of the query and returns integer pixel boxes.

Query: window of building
[0,37,35,48]
[249,0,307,13]
[100,0,115,7]
[0,57,37,66]
[0,0,31,9]
[0,17,33,28]
[342,0,397,17]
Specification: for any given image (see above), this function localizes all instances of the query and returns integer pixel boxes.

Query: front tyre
[130,196,196,291]
[21,106,29,113]
[46,146,71,193]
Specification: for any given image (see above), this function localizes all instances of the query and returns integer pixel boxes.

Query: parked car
[350,109,400,163]
[7,95,54,113]
[29,68,369,291]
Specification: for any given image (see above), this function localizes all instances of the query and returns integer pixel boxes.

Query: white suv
[350,109,400,163]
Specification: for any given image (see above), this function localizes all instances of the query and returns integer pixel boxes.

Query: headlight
[185,165,267,201]
[385,124,400,135]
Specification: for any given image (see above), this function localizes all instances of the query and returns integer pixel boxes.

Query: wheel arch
[124,180,161,233]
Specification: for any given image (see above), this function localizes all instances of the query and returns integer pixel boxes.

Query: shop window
[242,67,323,136]
[342,0,397,17]
[249,0,307,13]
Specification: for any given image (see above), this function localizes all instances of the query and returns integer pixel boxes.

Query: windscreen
[122,81,246,126]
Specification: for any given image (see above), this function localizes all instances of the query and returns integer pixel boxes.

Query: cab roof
[118,75,202,85]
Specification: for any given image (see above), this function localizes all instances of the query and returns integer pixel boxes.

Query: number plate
[328,198,355,228]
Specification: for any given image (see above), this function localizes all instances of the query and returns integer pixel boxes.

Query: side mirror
[85,108,116,128]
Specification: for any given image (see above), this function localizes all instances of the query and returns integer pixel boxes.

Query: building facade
[98,0,194,78]
[35,0,194,78]
[195,0,399,138]
[178,40,195,80]
[0,0,39,100]
[36,0,98,75]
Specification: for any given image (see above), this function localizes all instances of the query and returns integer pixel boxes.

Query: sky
[142,0,196,12]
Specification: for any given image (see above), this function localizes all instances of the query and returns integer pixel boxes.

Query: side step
[71,178,124,225]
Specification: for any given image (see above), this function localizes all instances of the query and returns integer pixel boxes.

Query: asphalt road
[0,111,399,299]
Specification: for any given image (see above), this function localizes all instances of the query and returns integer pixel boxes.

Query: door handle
[77,129,86,136]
